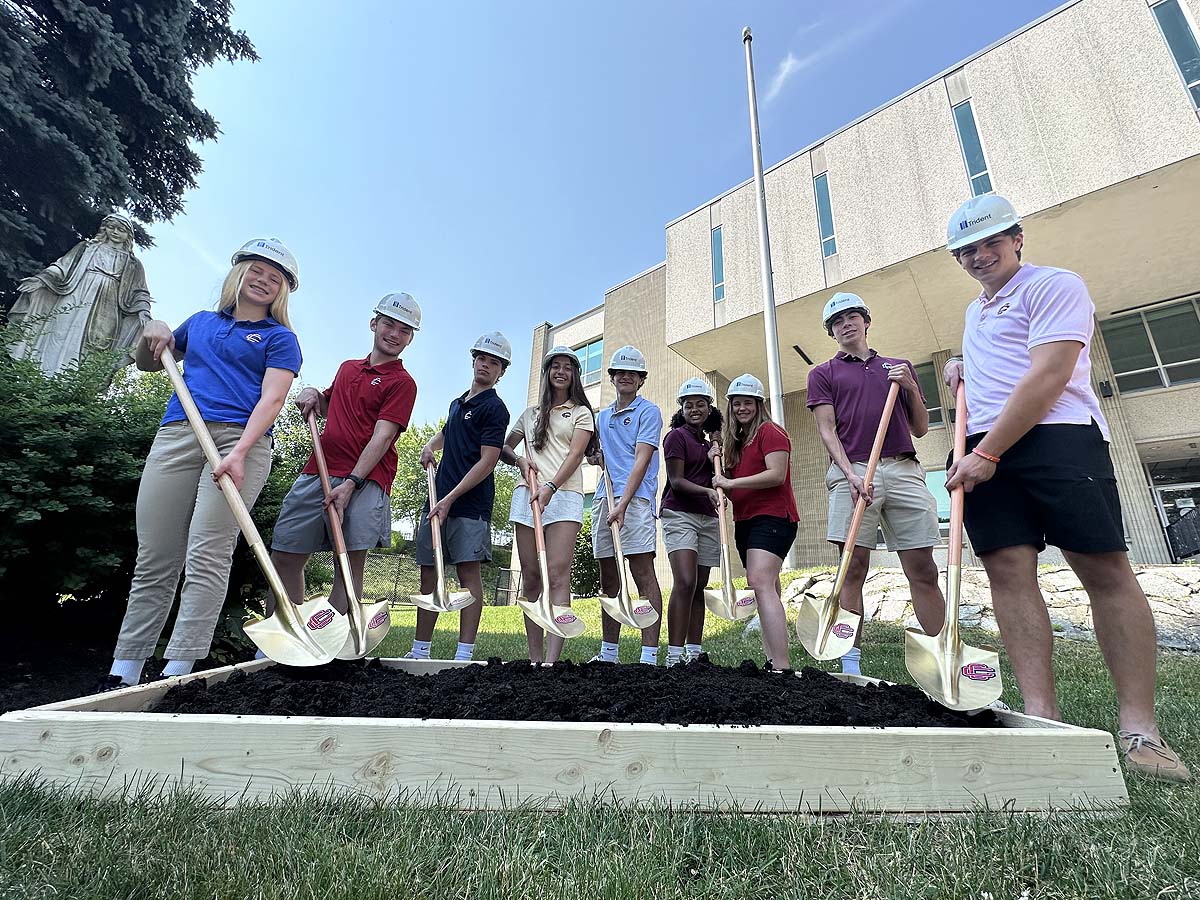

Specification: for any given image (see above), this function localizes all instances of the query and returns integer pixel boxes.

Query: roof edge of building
[604,260,667,297]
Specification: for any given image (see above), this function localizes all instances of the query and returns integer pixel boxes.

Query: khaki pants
[114,422,272,661]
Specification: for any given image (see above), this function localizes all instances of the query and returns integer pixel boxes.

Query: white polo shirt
[961,263,1109,440]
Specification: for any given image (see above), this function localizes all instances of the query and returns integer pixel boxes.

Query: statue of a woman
[7,214,153,375]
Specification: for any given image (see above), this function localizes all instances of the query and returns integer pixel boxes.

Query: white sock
[667,645,684,665]
[455,642,475,661]
[640,645,659,665]
[162,659,195,678]
[109,658,144,686]
[410,640,432,660]
[599,641,619,662]
[685,643,702,658]
[841,647,862,676]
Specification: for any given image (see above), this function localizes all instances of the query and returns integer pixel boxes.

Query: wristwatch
[346,474,366,491]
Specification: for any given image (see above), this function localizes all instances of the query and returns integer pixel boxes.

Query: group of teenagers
[100,191,1187,782]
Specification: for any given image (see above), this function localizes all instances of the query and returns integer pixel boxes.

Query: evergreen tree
[0,1,257,305]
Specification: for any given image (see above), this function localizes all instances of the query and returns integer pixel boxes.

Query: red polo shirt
[728,422,799,522]
[302,356,417,493]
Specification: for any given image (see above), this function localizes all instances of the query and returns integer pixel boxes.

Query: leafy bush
[571,511,600,597]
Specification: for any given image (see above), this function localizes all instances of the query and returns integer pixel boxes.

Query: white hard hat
[374,292,422,330]
[608,345,648,374]
[821,292,871,332]
[542,344,581,370]
[677,377,716,403]
[726,373,766,400]
[471,331,512,364]
[231,238,300,291]
[946,194,1021,251]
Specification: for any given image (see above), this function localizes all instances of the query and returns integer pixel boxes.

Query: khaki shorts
[592,493,657,558]
[826,457,940,551]
[661,508,721,567]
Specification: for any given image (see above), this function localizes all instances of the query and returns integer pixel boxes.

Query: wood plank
[0,709,1125,812]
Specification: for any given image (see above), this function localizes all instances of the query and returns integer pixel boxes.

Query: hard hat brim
[236,254,299,291]
[946,219,1019,252]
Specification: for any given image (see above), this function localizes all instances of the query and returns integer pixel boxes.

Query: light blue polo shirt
[596,394,663,502]
[161,309,302,432]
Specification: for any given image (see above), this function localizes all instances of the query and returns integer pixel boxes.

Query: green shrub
[571,511,600,597]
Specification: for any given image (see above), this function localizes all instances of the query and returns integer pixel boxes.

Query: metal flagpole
[742,26,785,429]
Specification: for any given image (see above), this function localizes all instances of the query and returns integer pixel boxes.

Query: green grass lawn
[1,602,1197,899]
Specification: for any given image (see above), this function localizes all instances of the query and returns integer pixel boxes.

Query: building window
[711,226,725,303]
[925,470,952,541]
[1152,0,1200,108]
[813,172,837,258]
[913,362,945,427]
[575,338,604,387]
[1100,298,1200,393]
[952,99,992,196]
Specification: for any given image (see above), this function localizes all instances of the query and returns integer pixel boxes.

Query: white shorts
[591,493,657,558]
[509,484,584,528]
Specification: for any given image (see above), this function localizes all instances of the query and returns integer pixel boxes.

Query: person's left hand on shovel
[212,449,246,491]
[325,478,355,517]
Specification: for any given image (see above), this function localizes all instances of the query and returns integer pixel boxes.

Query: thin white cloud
[172,224,226,276]
[762,4,913,105]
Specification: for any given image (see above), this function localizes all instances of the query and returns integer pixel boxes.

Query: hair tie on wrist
[971,447,1000,464]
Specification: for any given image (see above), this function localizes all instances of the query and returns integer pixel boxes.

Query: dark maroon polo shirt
[806,350,925,463]
[660,424,717,517]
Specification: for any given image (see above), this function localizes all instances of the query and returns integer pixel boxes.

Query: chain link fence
[304,550,520,606]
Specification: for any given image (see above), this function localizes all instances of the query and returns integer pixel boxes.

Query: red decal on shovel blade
[307,609,335,630]
[961,662,997,681]
[831,623,855,639]
[368,610,389,630]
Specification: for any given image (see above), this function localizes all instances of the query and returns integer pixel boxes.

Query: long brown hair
[532,354,598,454]
[722,397,771,471]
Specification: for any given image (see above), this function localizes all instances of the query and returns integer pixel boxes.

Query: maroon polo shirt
[806,350,924,463]
[660,424,717,517]
[302,356,417,493]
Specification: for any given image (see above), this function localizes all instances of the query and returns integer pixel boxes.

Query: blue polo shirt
[161,309,302,431]
[436,387,510,521]
[596,394,662,502]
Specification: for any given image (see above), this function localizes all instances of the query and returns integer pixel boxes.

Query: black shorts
[955,422,1126,556]
[734,515,798,566]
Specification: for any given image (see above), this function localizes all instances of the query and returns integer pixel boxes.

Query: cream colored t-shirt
[511,401,595,493]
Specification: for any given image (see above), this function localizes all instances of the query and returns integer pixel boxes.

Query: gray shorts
[592,493,657,558]
[661,508,721,567]
[826,457,940,551]
[415,511,493,566]
[271,474,391,554]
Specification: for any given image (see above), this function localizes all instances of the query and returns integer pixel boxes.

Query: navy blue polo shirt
[436,387,510,521]
[161,309,302,432]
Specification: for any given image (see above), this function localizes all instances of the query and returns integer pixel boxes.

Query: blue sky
[140,0,1064,425]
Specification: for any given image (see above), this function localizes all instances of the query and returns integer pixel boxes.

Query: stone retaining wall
[782,565,1200,651]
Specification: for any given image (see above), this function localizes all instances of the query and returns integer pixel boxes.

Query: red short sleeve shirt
[301,356,417,492]
[727,422,799,522]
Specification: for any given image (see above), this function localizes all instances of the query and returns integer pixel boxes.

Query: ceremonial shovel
[796,381,900,660]
[597,465,659,629]
[703,448,757,620]
[159,348,349,666]
[305,412,392,659]
[904,382,1003,710]
[410,463,475,614]
[515,459,585,639]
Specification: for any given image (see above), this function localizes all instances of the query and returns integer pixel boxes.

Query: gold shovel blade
[244,596,350,667]
[904,627,1003,711]
[599,594,641,628]
[629,600,659,629]
[441,591,476,613]
[336,599,393,660]
[517,597,586,638]
[795,594,861,661]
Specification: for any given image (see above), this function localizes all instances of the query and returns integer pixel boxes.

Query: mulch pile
[154,656,1001,728]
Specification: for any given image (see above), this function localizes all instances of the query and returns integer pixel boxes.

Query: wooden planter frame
[0,658,1127,814]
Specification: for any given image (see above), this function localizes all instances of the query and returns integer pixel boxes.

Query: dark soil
[154,657,1001,728]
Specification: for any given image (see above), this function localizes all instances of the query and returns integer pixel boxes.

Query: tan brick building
[529,0,1200,578]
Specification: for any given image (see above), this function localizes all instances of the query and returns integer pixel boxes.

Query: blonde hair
[722,397,772,471]
[216,260,293,330]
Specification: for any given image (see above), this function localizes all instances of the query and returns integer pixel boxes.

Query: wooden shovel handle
[522,442,547,555]
[306,412,348,558]
[948,382,968,570]
[841,380,900,550]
